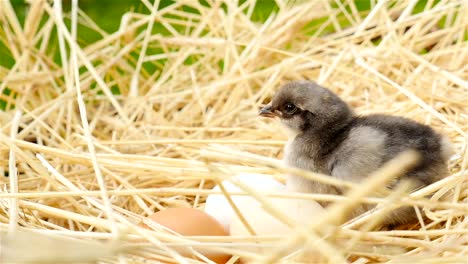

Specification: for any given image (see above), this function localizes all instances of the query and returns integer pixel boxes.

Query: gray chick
[259,80,452,226]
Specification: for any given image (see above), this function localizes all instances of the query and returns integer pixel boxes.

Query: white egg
[204,173,285,232]
[229,195,325,260]
[229,195,325,237]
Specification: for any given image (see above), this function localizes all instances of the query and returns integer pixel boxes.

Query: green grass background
[2,0,438,67]
[0,0,450,110]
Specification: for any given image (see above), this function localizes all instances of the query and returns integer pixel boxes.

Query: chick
[259,80,452,226]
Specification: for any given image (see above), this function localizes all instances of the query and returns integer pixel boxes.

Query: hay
[0,0,467,263]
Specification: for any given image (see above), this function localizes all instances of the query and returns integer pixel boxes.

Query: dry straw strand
[0,0,467,263]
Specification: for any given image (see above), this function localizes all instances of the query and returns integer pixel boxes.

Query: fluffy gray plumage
[260,80,452,226]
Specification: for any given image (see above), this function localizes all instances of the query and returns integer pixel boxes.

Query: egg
[204,173,285,231]
[229,195,325,258]
[229,196,324,236]
[140,208,231,263]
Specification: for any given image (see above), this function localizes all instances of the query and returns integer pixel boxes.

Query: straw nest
[0,0,467,263]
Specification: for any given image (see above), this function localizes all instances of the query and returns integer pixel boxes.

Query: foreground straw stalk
[0,0,467,263]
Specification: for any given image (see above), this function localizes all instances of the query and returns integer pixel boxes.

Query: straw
[0,0,466,263]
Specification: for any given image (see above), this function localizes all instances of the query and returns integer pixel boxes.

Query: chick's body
[285,115,450,191]
[260,81,452,226]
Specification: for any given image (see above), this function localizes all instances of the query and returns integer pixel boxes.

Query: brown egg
[140,207,231,264]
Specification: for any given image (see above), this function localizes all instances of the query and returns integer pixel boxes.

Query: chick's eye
[284,103,297,114]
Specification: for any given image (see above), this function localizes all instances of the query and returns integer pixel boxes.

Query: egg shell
[140,208,231,263]
[229,195,324,259]
[204,173,285,231]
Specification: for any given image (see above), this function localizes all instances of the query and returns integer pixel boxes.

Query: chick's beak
[259,104,278,118]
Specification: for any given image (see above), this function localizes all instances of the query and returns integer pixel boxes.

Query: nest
[0,0,467,263]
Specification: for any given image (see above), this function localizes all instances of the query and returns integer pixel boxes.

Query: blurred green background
[8,0,374,33]
[1,0,449,111]
[3,0,439,69]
